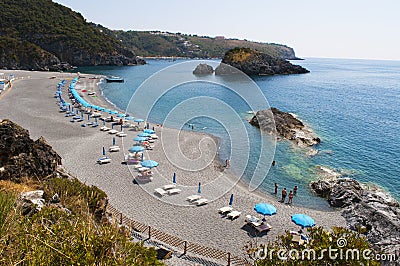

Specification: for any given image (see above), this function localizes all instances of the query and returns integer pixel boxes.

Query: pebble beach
[0,70,347,263]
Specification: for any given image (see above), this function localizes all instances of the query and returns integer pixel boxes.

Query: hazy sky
[53,0,400,60]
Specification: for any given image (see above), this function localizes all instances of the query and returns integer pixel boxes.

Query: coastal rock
[215,47,309,76]
[309,177,400,257]
[249,108,320,147]
[193,63,214,74]
[0,120,61,182]
[17,190,45,215]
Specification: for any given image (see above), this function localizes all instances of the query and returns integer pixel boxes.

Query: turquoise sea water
[77,58,400,210]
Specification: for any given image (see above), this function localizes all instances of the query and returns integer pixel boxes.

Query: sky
[53,0,400,60]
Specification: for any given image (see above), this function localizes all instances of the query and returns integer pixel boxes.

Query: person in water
[288,191,294,204]
[274,182,278,195]
[281,188,287,203]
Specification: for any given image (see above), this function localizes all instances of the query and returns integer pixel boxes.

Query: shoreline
[0,69,349,259]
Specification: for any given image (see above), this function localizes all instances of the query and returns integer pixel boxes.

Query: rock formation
[193,63,214,74]
[0,119,61,182]
[249,108,320,147]
[310,177,400,258]
[215,47,309,76]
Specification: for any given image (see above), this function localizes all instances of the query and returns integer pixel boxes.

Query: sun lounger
[137,167,150,172]
[134,175,153,183]
[254,223,272,233]
[245,215,262,227]
[150,134,159,139]
[186,195,201,202]
[109,145,120,152]
[227,211,241,220]
[116,132,127,137]
[154,188,168,197]
[195,198,209,206]
[108,129,118,134]
[97,157,111,164]
[168,188,181,195]
[163,184,176,190]
[218,206,233,214]
[100,126,110,131]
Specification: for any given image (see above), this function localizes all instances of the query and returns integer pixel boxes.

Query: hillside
[92,25,299,60]
[0,0,144,70]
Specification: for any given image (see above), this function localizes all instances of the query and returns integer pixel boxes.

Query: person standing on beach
[288,191,294,204]
[281,188,287,202]
[225,159,230,168]
[274,183,278,195]
[294,185,298,195]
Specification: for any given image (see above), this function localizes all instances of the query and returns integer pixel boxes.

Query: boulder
[249,108,320,147]
[193,63,214,74]
[18,190,45,215]
[0,120,61,182]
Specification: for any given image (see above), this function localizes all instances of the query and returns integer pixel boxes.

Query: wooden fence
[107,204,251,266]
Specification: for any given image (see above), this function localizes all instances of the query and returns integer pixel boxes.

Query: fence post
[119,213,122,225]
[148,226,151,239]
[183,241,187,255]
[227,252,231,266]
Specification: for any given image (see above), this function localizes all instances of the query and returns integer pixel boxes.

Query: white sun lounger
[218,206,233,214]
[186,195,201,202]
[195,198,209,206]
[116,132,127,137]
[100,126,110,131]
[168,188,181,195]
[154,188,167,197]
[227,211,241,220]
[150,134,158,139]
[109,145,120,152]
[97,157,111,164]
[163,184,176,190]
[108,129,118,134]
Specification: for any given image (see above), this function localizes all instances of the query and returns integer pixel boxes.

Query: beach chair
[168,188,181,195]
[150,134,159,139]
[97,157,111,164]
[245,215,262,227]
[163,184,176,190]
[154,188,168,197]
[134,175,153,183]
[195,198,209,206]
[186,195,201,202]
[109,145,120,152]
[100,126,110,131]
[227,211,241,220]
[218,206,233,215]
[108,129,118,134]
[254,223,272,233]
[116,132,127,137]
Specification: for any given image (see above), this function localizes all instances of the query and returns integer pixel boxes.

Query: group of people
[274,183,298,204]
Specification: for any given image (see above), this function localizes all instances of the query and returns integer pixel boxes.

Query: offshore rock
[215,47,309,76]
[249,108,320,147]
[193,63,214,74]
[0,119,61,182]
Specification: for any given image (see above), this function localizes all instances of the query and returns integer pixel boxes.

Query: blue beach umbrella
[112,137,116,146]
[134,118,144,124]
[254,203,277,221]
[134,137,147,142]
[141,160,159,168]
[138,132,150,137]
[229,194,234,206]
[198,182,201,194]
[173,173,176,184]
[141,153,144,161]
[102,147,106,156]
[110,111,118,115]
[126,116,135,121]
[144,129,155,134]
[291,214,316,229]
[117,113,126,118]
[129,146,145,153]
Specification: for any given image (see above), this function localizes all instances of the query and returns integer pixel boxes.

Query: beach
[0,70,347,263]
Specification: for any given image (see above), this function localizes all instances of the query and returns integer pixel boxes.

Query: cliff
[249,108,320,147]
[0,0,144,70]
[215,47,309,76]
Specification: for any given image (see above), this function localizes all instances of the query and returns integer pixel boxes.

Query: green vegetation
[0,0,138,68]
[246,227,380,266]
[0,178,163,265]
[93,25,298,59]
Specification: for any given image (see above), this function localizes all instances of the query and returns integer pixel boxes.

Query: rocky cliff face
[0,120,61,182]
[215,47,309,76]
[310,178,400,258]
[193,63,214,74]
[249,108,320,147]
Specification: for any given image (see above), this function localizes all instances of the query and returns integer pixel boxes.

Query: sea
[76,58,400,210]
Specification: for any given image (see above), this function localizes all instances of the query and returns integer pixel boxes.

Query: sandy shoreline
[0,70,347,263]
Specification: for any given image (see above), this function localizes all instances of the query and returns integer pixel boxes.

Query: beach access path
[0,70,346,261]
